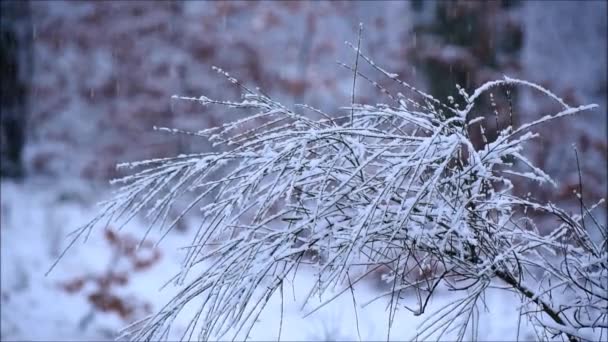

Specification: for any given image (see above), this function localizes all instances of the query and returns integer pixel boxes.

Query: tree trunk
[1,0,32,179]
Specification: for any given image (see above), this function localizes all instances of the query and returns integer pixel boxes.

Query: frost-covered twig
[58,42,605,342]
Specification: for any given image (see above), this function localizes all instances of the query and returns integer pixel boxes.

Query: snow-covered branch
[59,47,605,342]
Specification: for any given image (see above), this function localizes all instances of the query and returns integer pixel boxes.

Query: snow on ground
[2,177,537,341]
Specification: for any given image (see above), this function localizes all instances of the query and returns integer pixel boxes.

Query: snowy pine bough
[57,40,606,341]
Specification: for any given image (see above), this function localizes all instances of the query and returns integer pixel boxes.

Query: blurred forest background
[1,1,606,340]
[2,0,606,208]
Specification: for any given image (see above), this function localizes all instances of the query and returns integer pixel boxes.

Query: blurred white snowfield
[0,177,535,342]
[35,41,604,342]
[0,179,543,342]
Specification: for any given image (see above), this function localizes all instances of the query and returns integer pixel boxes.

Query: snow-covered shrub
[55,39,606,341]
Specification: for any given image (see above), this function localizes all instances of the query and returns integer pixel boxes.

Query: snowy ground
[0,177,542,341]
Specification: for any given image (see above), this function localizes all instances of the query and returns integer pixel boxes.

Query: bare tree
[54,38,606,342]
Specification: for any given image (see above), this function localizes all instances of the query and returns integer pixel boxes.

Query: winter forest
[1,1,607,341]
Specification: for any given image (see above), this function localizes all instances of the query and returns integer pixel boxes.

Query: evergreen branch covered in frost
[58,46,605,341]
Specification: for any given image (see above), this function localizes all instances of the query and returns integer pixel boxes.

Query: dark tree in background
[0,0,32,179]
[409,0,523,147]
[405,0,607,221]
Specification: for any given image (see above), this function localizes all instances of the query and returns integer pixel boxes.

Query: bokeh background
[1,1,606,340]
